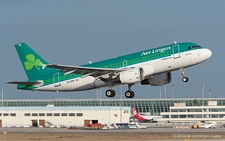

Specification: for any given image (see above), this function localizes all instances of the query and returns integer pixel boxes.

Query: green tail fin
[15,43,57,80]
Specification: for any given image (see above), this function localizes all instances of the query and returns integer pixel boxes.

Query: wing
[7,81,42,85]
[45,64,126,79]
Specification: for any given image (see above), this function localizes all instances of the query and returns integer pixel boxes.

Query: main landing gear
[105,84,135,98]
[105,89,115,97]
[125,84,135,98]
[180,68,189,82]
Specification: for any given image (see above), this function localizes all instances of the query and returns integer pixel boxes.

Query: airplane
[7,42,212,98]
[132,106,160,122]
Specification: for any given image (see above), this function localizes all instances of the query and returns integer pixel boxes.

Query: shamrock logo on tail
[24,54,42,70]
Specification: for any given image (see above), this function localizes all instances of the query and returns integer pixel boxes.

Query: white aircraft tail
[45,120,55,127]
[202,122,216,128]
[113,123,118,129]
[106,123,114,129]
[132,106,138,116]
[135,122,141,128]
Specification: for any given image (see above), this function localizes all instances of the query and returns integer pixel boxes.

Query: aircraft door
[123,60,128,68]
[173,45,180,59]
[53,73,61,87]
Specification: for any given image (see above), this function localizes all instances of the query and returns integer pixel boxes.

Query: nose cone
[205,48,212,59]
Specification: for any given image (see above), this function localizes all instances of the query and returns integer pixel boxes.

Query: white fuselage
[35,48,212,92]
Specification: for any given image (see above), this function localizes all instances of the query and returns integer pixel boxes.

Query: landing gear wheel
[125,91,135,98]
[105,89,116,98]
[180,68,189,83]
[182,77,189,82]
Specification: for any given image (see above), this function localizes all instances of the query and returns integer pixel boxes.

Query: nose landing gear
[180,68,189,82]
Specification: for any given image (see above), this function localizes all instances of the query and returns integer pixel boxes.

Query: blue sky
[1,0,225,99]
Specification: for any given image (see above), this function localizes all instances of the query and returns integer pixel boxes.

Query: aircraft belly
[64,76,96,91]
[35,76,96,92]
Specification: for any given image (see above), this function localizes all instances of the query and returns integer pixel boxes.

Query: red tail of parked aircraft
[132,106,160,122]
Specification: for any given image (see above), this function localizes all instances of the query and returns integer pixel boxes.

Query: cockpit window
[188,45,202,50]
[196,45,202,48]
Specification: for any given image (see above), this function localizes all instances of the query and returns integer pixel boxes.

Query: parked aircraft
[201,122,216,128]
[8,42,212,98]
[132,106,160,122]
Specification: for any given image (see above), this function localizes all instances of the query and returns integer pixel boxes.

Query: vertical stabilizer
[132,106,138,116]
[15,43,57,80]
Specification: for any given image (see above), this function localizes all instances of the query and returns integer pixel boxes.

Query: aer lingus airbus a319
[8,42,212,98]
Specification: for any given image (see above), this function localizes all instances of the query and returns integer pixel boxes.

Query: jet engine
[118,67,144,84]
[141,72,171,86]
[113,65,155,84]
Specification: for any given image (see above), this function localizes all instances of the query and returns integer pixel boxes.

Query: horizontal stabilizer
[7,81,41,85]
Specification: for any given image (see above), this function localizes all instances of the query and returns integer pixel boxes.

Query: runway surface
[0,127,225,134]
[0,127,224,141]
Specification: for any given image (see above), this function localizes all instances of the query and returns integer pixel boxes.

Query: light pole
[96,88,99,100]
[202,84,205,106]
[159,89,161,99]
[164,85,166,99]
[100,88,102,106]
[172,84,174,99]
[120,85,122,123]
[1,87,3,107]
[209,90,212,98]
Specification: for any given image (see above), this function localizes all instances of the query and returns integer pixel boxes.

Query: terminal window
[171,115,178,118]
[10,113,16,116]
[24,113,30,116]
[47,113,52,116]
[0,113,2,116]
[61,113,67,116]
[162,115,169,118]
[54,113,60,116]
[3,113,9,116]
[69,113,75,116]
[76,113,83,116]
[39,113,45,116]
[32,113,38,116]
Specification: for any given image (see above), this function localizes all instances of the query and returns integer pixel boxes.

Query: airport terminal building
[0,98,225,127]
[1,98,225,114]
[0,106,130,127]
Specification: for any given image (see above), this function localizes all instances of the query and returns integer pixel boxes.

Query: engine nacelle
[141,65,155,79]
[119,67,144,84]
[141,72,171,86]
